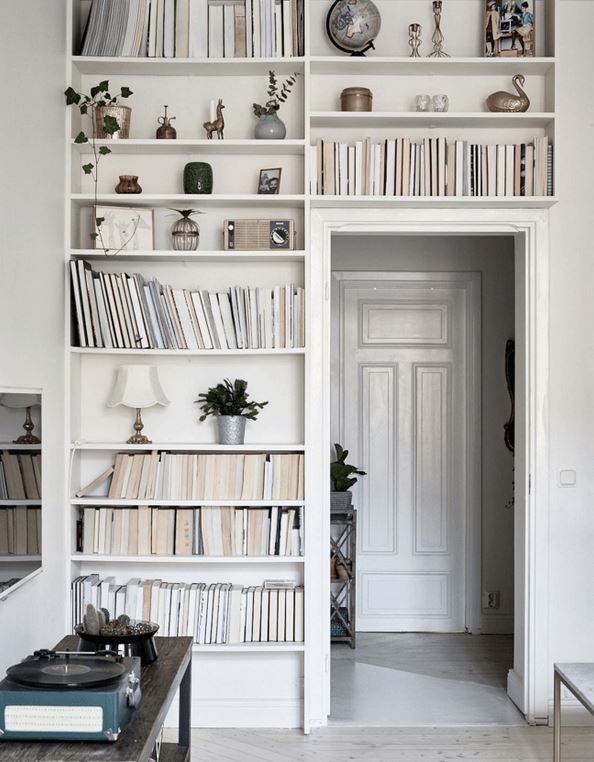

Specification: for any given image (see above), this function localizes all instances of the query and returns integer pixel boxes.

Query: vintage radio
[223,219,296,250]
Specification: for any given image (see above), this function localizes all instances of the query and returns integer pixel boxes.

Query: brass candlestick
[408,23,422,57]
[14,406,41,445]
[428,0,449,58]
[127,408,151,444]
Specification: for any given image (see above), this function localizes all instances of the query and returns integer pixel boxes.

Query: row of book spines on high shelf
[0,508,41,556]
[70,262,306,352]
[79,0,305,59]
[78,452,304,502]
[71,575,305,643]
[0,452,41,501]
[310,137,554,197]
[77,505,303,557]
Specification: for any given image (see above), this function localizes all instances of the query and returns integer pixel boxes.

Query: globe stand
[325,0,380,57]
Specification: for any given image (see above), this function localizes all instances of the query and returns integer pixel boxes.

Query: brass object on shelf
[128,408,151,445]
[94,105,131,139]
[203,98,225,139]
[340,87,373,112]
[15,406,41,445]
[428,0,449,58]
[486,74,530,112]
[156,105,177,139]
[408,23,422,57]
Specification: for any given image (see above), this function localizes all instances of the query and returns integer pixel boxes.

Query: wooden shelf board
[310,111,555,129]
[72,499,305,507]
[0,500,41,506]
[72,56,306,76]
[309,56,555,76]
[191,643,304,652]
[73,554,304,563]
[70,347,305,356]
[72,139,306,155]
[311,195,558,209]
[71,442,305,451]
[71,193,306,208]
[69,249,306,263]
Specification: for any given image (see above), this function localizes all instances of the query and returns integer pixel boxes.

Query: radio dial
[271,227,289,246]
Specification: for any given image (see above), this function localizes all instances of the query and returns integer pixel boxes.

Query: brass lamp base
[14,406,41,445]
[127,407,151,445]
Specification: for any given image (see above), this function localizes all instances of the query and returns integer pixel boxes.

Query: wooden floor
[190,726,594,761]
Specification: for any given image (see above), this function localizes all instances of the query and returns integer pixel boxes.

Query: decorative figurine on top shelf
[203,98,225,139]
[156,105,177,139]
[484,0,535,58]
[326,0,381,56]
[428,0,449,58]
[408,23,422,57]
[486,74,530,112]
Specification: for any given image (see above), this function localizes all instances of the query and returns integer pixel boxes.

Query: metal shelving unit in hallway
[330,507,356,649]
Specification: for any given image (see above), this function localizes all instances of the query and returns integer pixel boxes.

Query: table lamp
[0,393,41,444]
[107,365,169,444]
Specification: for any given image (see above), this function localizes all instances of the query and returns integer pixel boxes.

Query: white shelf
[70,347,305,356]
[0,500,41,506]
[72,139,306,155]
[0,555,41,562]
[73,554,304,563]
[0,443,41,451]
[309,56,556,76]
[192,643,304,652]
[72,499,305,507]
[69,249,306,263]
[72,55,306,76]
[310,112,556,129]
[311,195,557,209]
[71,194,306,208]
[71,442,305,451]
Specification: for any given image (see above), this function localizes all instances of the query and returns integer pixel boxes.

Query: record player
[0,649,141,742]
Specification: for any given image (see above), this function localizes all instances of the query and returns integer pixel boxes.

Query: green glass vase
[183,162,213,194]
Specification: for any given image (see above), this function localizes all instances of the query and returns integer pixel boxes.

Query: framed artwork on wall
[484,0,535,57]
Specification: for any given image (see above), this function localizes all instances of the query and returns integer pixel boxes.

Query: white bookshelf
[66,0,557,732]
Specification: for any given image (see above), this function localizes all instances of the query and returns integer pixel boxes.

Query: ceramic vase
[254,112,287,140]
[115,175,142,193]
[183,162,213,194]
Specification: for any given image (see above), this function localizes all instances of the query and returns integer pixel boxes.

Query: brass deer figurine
[203,99,225,139]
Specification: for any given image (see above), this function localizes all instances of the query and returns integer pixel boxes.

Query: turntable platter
[7,653,126,689]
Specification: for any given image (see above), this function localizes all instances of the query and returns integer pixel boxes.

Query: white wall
[331,235,516,633]
[0,1,67,668]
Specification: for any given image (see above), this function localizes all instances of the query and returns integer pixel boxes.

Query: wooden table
[554,663,594,762]
[0,635,192,762]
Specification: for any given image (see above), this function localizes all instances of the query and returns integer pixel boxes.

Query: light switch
[559,469,577,486]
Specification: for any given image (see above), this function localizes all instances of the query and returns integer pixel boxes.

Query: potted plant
[330,443,366,511]
[253,70,299,140]
[196,378,268,445]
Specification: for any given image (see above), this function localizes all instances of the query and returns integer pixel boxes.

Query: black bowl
[74,621,160,665]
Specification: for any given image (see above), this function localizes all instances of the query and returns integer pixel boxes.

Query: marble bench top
[555,663,594,715]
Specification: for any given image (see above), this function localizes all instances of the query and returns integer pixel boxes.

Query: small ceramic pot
[115,175,142,193]
[183,162,213,194]
[340,87,373,112]
[254,112,287,140]
[217,415,246,445]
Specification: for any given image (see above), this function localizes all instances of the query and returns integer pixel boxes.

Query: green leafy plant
[196,379,268,421]
[64,80,134,254]
[330,443,366,492]
[252,70,299,118]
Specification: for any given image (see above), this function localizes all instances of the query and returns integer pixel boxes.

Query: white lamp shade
[107,365,170,409]
[0,393,41,409]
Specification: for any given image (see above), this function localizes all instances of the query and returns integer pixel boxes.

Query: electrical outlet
[482,591,501,610]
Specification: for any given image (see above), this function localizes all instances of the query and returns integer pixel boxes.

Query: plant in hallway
[196,378,268,444]
[64,80,135,254]
[330,443,366,510]
[253,70,299,139]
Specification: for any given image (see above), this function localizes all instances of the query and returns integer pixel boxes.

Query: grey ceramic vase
[254,112,287,140]
[217,415,246,445]
[330,491,353,512]
[183,162,213,194]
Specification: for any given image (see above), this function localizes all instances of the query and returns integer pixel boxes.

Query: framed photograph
[258,168,282,195]
[94,206,154,251]
[484,0,535,57]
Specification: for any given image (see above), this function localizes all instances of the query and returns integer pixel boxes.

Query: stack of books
[78,504,303,557]
[71,575,305,643]
[311,136,553,197]
[0,452,42,501]
[79,0,305,58]
[77,452,304,502]
[70,262,305,351]
[0,508,41,555]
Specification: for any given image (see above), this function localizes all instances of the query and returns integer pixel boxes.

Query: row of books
[78,452,304,501]
[80,0,305,58]
[310,136,553,197]
[0,508,41,556]
[70,262,305,351]
[71,575,304,643]
[0,452,42,501]
[78,505,303,557]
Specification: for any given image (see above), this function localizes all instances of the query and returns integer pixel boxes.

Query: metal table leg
[553,670,561,762]
[179,657,192,755]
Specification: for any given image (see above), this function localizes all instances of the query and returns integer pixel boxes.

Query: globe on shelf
[326,0,381,56]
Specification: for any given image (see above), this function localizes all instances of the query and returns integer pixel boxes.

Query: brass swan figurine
[486,74,530,113]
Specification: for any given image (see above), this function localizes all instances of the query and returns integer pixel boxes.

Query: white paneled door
[333,272,480,632]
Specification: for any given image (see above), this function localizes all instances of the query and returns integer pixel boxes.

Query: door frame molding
[304,208,550,730]
[331,271,482,633]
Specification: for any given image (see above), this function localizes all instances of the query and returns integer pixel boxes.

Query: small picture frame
[258,168,282,195]
[484,0,535,57]
[94,206,154,251]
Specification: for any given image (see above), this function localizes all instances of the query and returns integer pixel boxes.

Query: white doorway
[331,271,481,633]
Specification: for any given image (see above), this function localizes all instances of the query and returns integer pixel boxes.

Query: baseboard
[191,697,302,727]
[507,668,526,714]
